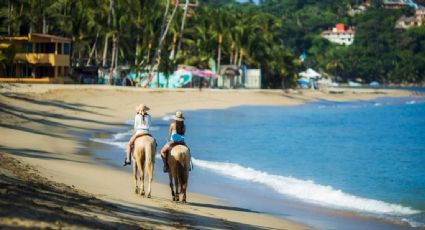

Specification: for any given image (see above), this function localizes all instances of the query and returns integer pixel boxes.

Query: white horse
[167,145,191,203]
[132,135,156,198]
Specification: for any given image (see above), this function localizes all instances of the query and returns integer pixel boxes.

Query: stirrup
[163,165,169,173]
[123,160,131,166]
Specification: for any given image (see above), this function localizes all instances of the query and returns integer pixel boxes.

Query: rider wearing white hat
[124,104,152,166]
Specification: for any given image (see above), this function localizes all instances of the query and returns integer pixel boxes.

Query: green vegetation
[1,0,424,87]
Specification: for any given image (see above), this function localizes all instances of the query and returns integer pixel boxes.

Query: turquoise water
[90,90,425,229]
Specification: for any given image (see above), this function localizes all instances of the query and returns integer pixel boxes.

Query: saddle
[169,141,186,151]
[131,133,155,150]
[135,133,153,139]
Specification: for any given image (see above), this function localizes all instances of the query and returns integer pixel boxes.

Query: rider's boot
[161,153,169,173]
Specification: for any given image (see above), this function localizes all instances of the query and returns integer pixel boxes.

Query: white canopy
[298,68,321,79]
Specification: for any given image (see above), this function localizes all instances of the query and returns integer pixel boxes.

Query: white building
[244,69,261,89]
[321,23,355,46]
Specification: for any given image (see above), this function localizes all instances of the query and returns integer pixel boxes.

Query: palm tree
[175,0,190,56]
[102,0,114,67]
[144,0,179,87]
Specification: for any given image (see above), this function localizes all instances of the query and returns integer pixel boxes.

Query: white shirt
[134,114,151,135]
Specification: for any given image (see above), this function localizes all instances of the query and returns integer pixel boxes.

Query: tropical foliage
[1,0,424,87]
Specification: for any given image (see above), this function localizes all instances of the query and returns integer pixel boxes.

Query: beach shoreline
[0,84,417,229]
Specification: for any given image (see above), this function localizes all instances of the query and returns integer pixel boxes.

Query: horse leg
[182,171,188,203]
[133,161,139,194]
[168,172,175,201]
[146,161,154,198]
[137,158,145,196]
[174,173,180,202]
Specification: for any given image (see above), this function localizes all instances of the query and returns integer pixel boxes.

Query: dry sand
[0,84,413,229]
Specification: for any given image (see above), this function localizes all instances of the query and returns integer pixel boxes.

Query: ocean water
[89,90,425,229]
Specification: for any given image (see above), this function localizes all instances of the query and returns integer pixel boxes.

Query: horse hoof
[147,194,151,198]
[134,187,139,194]
[140,191,145,196]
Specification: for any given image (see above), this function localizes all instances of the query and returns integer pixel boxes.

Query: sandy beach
[0,84,414,229]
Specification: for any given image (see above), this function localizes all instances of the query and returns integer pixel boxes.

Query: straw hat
[173,111,184,121]
[135,104,150,114]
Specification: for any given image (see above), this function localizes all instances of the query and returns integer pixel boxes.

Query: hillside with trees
[1,0,424,87]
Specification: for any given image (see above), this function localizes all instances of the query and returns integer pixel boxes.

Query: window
[63,43,70,55]
[45,43,55,53]
[63,67,69,76]
[34,43,55,53]
[35,66,54,77]
[22,42,33,53]
[35,43,41,53]
[57,43,62,54]
[22,65,33,77]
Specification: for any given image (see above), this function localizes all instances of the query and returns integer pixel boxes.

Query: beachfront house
[321,23,355,46]
[395,15,419,28]
[416,6,425,23]
[395,6,425,29]
[382,0,417,9]
[0,33,71,83]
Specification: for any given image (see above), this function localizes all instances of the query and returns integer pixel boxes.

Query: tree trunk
[147,44,151,65]
[176,0,189,57]
[233,47,239,65]
[7,0,11,36]
[217,35,222,75]
[102,0,114,67]
[42,16,47,34]
[86,31,99,66]
[115,38,118,69]
[238,48,243,67]
[102,36,109,67]
[135,34,140,65]
[111,35,117,69]
[230,46,234,64]
[94,45,98,65]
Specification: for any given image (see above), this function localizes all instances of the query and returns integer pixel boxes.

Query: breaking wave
[192,157,420,216]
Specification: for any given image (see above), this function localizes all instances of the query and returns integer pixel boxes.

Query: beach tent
[369,81,380,87]
[192,69,217,78]
[298,68,321,79]
[219,65,240,77]
[298,68,321,89]
[218,65,241,88]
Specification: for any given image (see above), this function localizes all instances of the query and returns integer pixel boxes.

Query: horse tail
[144,138,154,166]
[177,148,189,188]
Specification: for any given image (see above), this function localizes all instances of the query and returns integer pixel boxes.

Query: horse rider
[160,111,186,172]
[123,104,152,166]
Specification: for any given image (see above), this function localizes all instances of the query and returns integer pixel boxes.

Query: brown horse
[167,145,191,203]
[132,135,156,198]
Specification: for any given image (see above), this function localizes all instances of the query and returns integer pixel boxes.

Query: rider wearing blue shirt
[161,111,186,172]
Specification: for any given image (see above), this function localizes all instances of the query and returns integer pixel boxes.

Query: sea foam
[90,138,127,149]
[192,158,421,216]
